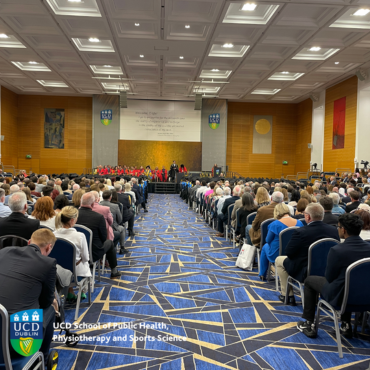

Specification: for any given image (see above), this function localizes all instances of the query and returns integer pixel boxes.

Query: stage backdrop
[118,140,202,171]
[120,100,201,141]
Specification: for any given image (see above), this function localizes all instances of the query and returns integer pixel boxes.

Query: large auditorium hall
[1,1,370,370]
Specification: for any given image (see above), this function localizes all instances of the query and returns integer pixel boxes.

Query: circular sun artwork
[255,119,271,135]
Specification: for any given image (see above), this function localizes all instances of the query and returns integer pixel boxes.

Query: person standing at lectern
[212,164,218,177]
[169,160,179,182]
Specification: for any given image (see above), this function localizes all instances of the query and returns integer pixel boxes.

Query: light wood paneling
[1,87,18,167]
[118,140,202,171]
[227,101,312,178]
[324,76,357,172]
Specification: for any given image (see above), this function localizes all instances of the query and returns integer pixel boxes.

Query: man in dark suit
[345,190,361,213]
[132,178,148,212]
[0,192,40,241]
[114,183,135,237]
[320,196,339,227]
[216,186,242,237]
[275,203,340,305]
[77,192,121,279]
[0,229,57,362]
[297,213,370,338]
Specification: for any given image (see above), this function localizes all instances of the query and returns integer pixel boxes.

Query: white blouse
[360,229,370,241]
[29,215,56,231]
[53,228,91,277]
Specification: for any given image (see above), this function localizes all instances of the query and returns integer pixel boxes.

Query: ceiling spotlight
[140,55,144,58]
[104,65,112,67]
[335,62,340,65]
[135,23,140,26]
[185,25,190,28]
[242,3,257,11]
[310,46,321,51]
[68,0,82,2]
[281,71,289,74]
[88,37,100,42]
[222,43,234,48]
[179,56,184,59]
[353,9,370,16]
[29,61,38,64]
[211,69,219,72]
[0,34,9,38]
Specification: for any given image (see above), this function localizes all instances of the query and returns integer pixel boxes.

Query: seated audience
[72,189,85,208]
[0,192,40,239]
[28,182,41,197]
[216,186,241,238]
[319,196,338,227]
[41,185,54,198]
[29,196,56,230]
[22,186,36,203]
[100,190,128,254]
[259,203,303,280]
[4,184,20,204]
[288,189,300,207]
[345,190,361,213]
[353,209,370,240]
[76,193,121,279]
[293,199,308,219]
[254,187,270,209]
[54,206,91,301]
[217,187,231,215]
[54,194,71,213]
[124,183,136,205]
[35,176,46,193]
[246,191,284,246]
[275,203,340,305]
[297,213,370,338]
[114,183,135,237]
[329,192,345,214]
[0,229,57,363]
[0,188,11,218]
[237,193,257,242]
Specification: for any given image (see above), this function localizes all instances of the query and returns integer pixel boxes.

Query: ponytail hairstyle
[55,206,79,230]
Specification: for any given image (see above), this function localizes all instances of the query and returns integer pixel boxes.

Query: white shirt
[217,195,231,215]
[54,228,91,277]
[29,215,56,231]
[196,186,207,200]
[360,229,370,241]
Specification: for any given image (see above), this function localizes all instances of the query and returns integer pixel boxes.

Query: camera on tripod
[361,160,369,169]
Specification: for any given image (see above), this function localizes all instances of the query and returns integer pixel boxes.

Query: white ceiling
[1,0,370,102]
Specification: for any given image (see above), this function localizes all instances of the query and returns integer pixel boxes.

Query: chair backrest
[307,238,339,277]
[39,225,53,230]
[48,238,76,276]
[247,212,257,225]
[227,204,234,226]
[0,235,28,250]
[74,224,93,262]
[117,202,123,215]
[260,218,275,248]
[0,304,11,368]
[341,258,370,314]
[300,219,307,226]
[236,208,242,229]
[279,226,300,256]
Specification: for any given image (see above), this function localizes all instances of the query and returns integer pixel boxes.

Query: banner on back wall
[252,115,272,154]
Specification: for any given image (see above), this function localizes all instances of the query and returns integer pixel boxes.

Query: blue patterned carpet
[54,194,370,369]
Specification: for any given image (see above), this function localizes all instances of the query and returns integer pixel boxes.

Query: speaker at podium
[214,166,222,176]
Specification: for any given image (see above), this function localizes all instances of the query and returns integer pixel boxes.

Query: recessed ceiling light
[88,37,100,42]
[29,61,38,64]
[242,3,257,11]
[135,23,140,26]
[222,43,234,48]
[281,71,289,74]
[104,65,111,67]
[68,0,82,2]
[310,46,321,51]
[0,34,9,38]
[140,55,144,58]
[335,62,340,64]
[179,56,184,59]
[211,69,219,72]
[185,25,190,28]
[353,9,370,16]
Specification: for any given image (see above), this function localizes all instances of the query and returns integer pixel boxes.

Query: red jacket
[159,169,167,182]
[179,167,187,173]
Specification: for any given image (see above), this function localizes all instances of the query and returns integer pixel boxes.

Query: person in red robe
[160,166,168,182]
[179,164,187,173]
[152,167,160,182]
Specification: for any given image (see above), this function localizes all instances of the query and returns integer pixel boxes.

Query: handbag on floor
[235,243,256,271]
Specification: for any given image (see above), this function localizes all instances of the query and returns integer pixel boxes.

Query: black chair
[224,204,234,242]
[247,212,257,225]
[230,208,241,249]
[0,235,28,249]
[258,218,275,275]
[314,258,370,358]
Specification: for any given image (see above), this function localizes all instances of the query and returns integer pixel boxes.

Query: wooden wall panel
[227,102,300,178]
[17,95,92,174]
[118,140,202,171]
[324,76,357,172]
[1,87,18,167]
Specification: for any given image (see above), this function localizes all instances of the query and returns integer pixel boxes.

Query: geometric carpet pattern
[53,194,370,370]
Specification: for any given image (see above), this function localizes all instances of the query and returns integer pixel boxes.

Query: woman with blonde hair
[54,206,91,301]
[72,189,85,208]
[258,203,303,281]
[29,196,56,230]
[281,188,289,202]
[22,187,36,203]
[255,187,270,209]
[300,190,312,203]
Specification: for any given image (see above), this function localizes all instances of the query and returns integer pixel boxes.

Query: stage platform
[148,182,180,194]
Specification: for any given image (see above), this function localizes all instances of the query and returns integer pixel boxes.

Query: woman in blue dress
[259,203,303,280]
